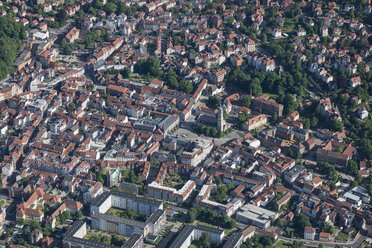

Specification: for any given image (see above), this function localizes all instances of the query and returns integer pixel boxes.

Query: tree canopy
[0,15,26,80]
[134,56,162,78]
[206,95,221,109]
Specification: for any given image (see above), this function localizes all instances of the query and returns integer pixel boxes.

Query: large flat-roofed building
[194,184,242,217]
[170,225,224,248]
[63,220,143,248]
[90,190,165,238]
[236,204,278,229]
[91,212,147,236]
[91,209,165,237]
[147,180,196,203]
[91,190,163,216]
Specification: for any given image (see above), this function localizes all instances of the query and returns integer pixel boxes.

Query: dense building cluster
[0,0,371,247]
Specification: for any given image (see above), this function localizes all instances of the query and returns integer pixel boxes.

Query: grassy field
[336,232,348,241]
[106,207,147,222]
[196,221,216,228]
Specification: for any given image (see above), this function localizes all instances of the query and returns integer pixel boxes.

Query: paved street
[176,121,246,146]
[278,233,366,248]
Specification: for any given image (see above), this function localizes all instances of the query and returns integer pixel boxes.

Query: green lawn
[130,74,151,84]
[276,241,292,248]
[224,228,235,236]
[358,241,368,248]
[84,231,102,241]
[336,232,349,241]
[196,221,216,228]
[106,207,147,222]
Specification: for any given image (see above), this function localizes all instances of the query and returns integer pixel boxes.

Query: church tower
[217,106,225,133]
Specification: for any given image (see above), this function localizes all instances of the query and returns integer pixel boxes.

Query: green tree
[367,184,372,196]
[120,67,131,78]
[284,94,297,115]
[102,235,111,245]
[347,160,358,175]
[292,213,310,234]
[68,102,77,111]
[238,111,250,123]
[105,2,116,14]
[210,127,218,137]
[311,116,318,128]
[207,95,221,109]
[199,233,211,248]
[93,0,104,9]
[187,208,197,223]
[199,233,210,248]
[76,210,83,219]
[134,56,162,78]
[167,70,178,89]
[242,96,252,107]
[355,174,362,184]
[275,218,284,228]
[249,78,262,96]
[262,33,267,43]
[271,112,278,124]
[96,171,105,185]
[65,211,71,219]
[330,119,343,132]
[111,234,123,246]
[320,222,334,234]
[0,15,26,80]
[179,80,193,94]
[303,118,311,130]
[88,6,96,16]
[223,110,227,120]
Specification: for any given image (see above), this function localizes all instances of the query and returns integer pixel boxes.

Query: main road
[277,233,366,248]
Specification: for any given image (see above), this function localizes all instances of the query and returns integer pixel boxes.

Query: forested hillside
[0,15,26,80]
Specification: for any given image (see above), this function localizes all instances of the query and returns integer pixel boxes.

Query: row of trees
[197,125,220,138]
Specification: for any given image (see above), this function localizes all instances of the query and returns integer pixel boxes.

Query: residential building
[252,95,283,117]
[304,227,316,240]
